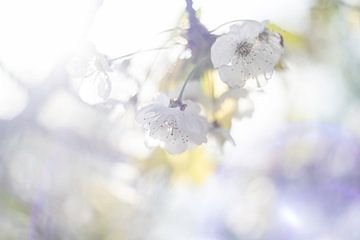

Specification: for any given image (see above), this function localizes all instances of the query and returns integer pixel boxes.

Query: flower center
[163,118,178,136]
[235,41,253,57]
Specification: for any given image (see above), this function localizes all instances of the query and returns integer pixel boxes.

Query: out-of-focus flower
[68,43,112,105]
[216,88,255,119]
[136,94,208,154]
[209,121,235,147]
[211,20,284,87]
[78,51,112,105]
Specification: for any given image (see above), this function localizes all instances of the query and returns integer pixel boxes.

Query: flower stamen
[235,41,253,57]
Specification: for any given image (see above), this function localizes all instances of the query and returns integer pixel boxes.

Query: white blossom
[211,20,284,88]
[136,94,208,154]
[78,51,112,105]
[68,44,112,105]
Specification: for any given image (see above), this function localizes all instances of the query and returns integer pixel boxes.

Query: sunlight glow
[0,70,28,120]
[280,206,302,229]
[0,0,99,83]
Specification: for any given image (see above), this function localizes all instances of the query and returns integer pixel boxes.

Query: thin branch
[108,46,175,64]
[157,27,185,35]
[177,57,208,101]
[177,66,198,101]
[209,19,257,33]
[338,0,360,10]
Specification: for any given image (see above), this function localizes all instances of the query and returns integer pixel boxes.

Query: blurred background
[0,0,360,239]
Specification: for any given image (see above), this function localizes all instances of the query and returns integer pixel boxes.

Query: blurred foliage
[267,23,306,50]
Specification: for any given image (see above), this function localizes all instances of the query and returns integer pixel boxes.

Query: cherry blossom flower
[211,20,284,87]
[78,52,112,105]
[136,94,208,154]
[67,44,112,105]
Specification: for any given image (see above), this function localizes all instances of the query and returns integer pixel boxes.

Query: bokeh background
[0,0,360,239]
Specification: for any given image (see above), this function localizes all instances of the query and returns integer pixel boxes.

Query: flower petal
[163,141,190,154]
[154,93,170,106]
[135,105,162,125]
[218,61,247,88]
[78,71,111,105]
[211,34,236,68]
[178,113,207,145]
[230,20,265,41]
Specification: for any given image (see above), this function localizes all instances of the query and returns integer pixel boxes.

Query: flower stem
[177,54,210,101]
[177,66,197,101]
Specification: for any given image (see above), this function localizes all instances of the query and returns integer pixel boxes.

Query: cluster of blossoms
[136,20,284,154]
[68,8,284,155]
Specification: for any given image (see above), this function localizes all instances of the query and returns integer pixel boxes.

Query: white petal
[178,113,207,145]
[222,88,249,99]
[78,71,111,105]
[218,61,247,88]
[147,111,170,138]
[249,46,273,74]
[248,38,283,77]
[164,141,190,154]
[211,34,236,68]
[230,20,265,41]
[135,104,162,125]
[97,74,111,99]
[95,52,112,72]
[154,93,171,106]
